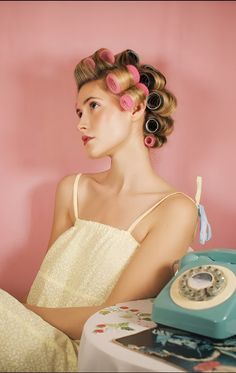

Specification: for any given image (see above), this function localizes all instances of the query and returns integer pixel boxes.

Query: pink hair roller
[84,57,96,70]
[126,65,140,84]
[119,94,135,111]
[136,82,149,96]
[105,73,121,94]
[144,134,156,148]
[98,49,115,64]
[106,64,141,95]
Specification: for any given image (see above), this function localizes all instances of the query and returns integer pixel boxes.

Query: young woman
[0,48,211,371]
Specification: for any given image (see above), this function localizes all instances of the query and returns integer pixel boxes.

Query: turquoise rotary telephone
[152,249,236,339]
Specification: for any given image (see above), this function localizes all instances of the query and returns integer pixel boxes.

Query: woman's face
[75,79,134,158]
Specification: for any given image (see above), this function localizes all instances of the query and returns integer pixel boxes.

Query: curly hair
[74,48,177,148]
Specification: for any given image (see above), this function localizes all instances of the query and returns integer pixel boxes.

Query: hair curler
[144,134,156,148]
[136,82,149,96]
[140,72,155,90]
[106,65,140,94]
[119,94,135,111]
[145,118,160,133]
[98,48,115,64]
[84,57,96,70]
[147,91,164,110]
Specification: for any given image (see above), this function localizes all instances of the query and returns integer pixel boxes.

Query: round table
[78,298,182,372]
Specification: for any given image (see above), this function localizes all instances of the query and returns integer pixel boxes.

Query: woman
[0,48,211,371]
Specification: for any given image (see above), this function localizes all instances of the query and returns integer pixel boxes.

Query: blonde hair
[74,48,177,148]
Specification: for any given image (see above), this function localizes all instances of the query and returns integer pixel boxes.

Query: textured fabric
[0,175,140,372]
[0,173,211,372]
[27,219,140,308]
[0,289,79,372]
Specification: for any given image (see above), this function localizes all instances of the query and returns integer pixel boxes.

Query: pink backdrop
[0,1,235,300]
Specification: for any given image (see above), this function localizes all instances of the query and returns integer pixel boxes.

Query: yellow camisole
[27,173,201,308]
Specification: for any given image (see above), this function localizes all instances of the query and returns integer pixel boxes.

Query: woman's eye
[89,101,99,110]
[76,109,82,118]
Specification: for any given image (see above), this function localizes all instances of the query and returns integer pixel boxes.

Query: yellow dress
[0,173,207,372]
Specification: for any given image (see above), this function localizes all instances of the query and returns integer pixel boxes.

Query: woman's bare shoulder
[56,170,106,198]
[150,192,198,235]
[55,173,79,196]
[144,178,198,238]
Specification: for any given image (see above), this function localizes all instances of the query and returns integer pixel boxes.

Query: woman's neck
[103,148,159,195]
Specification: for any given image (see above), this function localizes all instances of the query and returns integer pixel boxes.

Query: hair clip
[84,57,96,70]
[136,82,149,96]
[147,91,163,110]
[140,72,155,90]
[98,48,115,64]
[144,134,156,148]
[145,118,160,133]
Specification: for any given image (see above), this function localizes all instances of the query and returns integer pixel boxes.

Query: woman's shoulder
[146,176,198,228]
[154,176,196,204]
[55,171,106,194]
[148,189,198,241]
[160,192,198,216]
[156,179,197,213]
[56,173,78,191]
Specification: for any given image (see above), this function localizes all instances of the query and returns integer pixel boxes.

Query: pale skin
[23,79,198,340]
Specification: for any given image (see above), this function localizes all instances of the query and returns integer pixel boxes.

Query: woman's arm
[23,303,104,340]
[46,175,75,251]
[23,194,198,340]
[21,176,74,303]
[104,195,198,305]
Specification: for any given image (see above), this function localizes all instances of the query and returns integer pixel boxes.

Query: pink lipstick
[82,136,95,145]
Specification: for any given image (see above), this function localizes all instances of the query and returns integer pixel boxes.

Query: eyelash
[76,101,99,118]
[89,101,99,110]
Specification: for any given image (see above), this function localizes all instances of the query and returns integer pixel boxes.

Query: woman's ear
[131,101,146,123]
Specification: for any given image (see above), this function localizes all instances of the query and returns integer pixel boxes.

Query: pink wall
[0,1,236,300]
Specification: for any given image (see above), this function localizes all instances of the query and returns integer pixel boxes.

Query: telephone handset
[152,248,236,339]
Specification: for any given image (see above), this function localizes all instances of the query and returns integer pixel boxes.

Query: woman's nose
[77,115,88,131]
[77,121,85,131]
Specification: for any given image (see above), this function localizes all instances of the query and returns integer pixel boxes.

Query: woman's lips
[82,136,95,145]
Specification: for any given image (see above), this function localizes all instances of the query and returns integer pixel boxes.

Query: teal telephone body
[152,248,236,339]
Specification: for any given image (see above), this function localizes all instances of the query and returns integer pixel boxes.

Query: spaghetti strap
[195,176,202,205]
[73,173,82,220]
[127,191,196,234]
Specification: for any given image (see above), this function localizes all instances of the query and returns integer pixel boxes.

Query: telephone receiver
[152,248,236,339]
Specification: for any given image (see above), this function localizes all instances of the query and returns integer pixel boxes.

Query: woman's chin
[86,149,107,159]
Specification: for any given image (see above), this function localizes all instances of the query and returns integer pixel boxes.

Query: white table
[78,298,182,372]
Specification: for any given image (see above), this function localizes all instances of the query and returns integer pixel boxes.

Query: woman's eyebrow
[76,96,103,111]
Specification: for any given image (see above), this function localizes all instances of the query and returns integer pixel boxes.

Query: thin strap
[127,192,196,234]
[73,173,82,220]
[195,176,202,205]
